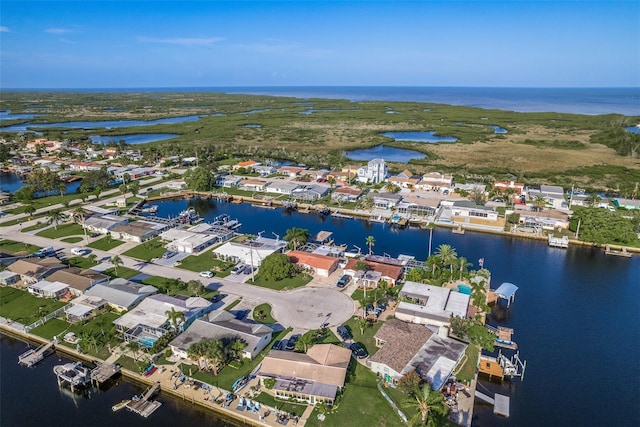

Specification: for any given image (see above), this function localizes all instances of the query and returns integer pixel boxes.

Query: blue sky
[1,1,638,88]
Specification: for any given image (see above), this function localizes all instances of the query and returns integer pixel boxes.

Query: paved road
[1,220,356,331]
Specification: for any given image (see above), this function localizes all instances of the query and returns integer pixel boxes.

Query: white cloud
[0,26,10,33]
[45,28,73,34]
[137,36,224,47]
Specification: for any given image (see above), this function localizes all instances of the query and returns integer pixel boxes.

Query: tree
[166,307,186,331]
[119,183,128,195]
[585,193,602,207]
[47,209,66,230]
[284,227,311,250]
[532,194,547,212]
[184,166,213,191]
[570,207,639,245]
[127,340,141,361]
[356,317,369,335]
[365,235,375,255]
[467,323,495,352]
[87,253,97,265]
[227,339,246,361]
[23,204,37,217]
[403,383,449,427]
[14,186,34,203]
[457,257,472,280]
[110,255,123,274]
[406,267,428,283]
[190,338,225,375]
[187,279,204,296]
[434,244,458,276]
[449,316,470,338]
[129,180,140,197]
[469,187,486,205]
[397,371,422,395]
[295,334,313,353]
[258,253,296,281]
[356,194,374,211]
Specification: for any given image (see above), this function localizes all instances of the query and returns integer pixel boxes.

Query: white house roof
[28,280,69,294]
[114,294,211,330]
[85,279,157,310]
[398,281,470,321]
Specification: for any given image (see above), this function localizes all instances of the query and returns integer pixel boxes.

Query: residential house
[287,250,340,278]
[68,161,102,172]
[494,180,525,195]
[238,178,267,192]
[612,197,640,210]
[85,278,157,312]
[328,170,356,184]
[371,192,403,210]
[331,187,362,203]
[83,214,129,235]
[416,172,454,193]
[169,310,273,361]
[278,166,307,178]
[518,209,571,230]
[215,174,242,188]
[0,271,19,286]
[528,185,567,210]
[395,195,439,218]
[233,160,262,171]
[7,257,66,285]
[212,237,287,268]
[113,294,213,347]
[368,319,467,390]
[291,185,330,201]
[110,220,167,243]
[167,181,187,190]
[388,170,421,188]
[342,258,403,288]
[64,295,107,323]
[395,281,470,327]
[357,158,387,184]
[257,344,352,405]
[27,280,70,299]
[265,181,300,195]
[45,267,109,296]
[161,224,233,254]
[450,200,498,221]
[253,165,277,176]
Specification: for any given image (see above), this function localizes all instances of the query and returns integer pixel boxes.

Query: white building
[357,158,387,184]
[395,281,470,327]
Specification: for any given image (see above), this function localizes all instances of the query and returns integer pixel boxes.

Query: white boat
[112,400,131,411]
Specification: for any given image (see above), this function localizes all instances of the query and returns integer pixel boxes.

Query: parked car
[337,325,351,341]
[231,264,245,274]
[271,340,283,350]
[242,265,253,275]
[70,247,88,256]
[350,342,368,359]
[285,334,301,351]
[336,274,351,288]
[210,293,226,303]
[34,246,55,257]
[376,300,387,311]
[162,251,177,259]
[199,271,214,278]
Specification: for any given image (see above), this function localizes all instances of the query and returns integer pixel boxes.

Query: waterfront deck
[478,356,504,381]
[548,234,569,248]
[91,362,121,386]
[18,341,55,367]
[604,245,632,258]
[126,381,162,418]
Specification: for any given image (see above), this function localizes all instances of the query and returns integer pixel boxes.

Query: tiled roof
[370,319,433,373]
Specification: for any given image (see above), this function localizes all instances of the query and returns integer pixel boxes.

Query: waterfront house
[257,344,352,405]
[368,319,467,390]
[64,295,107,323]
[113,294,213,347]
[287,250,340,278]
[371,192,403,210]
[450,200,499,221]
[110,220,167,243]
[278,165,307,178]
[233,160,262,171]
[160,224,232,254]
[528,185,567,210]
[212,237,287,268]
[357,158,387,184]
[45,267,109,296]
[238,178,267,192]
[395,195,439,218]
[342,258,403,288]
[518,208,571,230]
[253,165,277,176]
[7,257,66,286]
[265,180,300,195]
[83,214,129,235]
[331,186,362,203]
[291,185,330,201]
[27,280,70,299]
[395,281,470,327]
[169,310,273,361]
[215,174,242,188]
[85,278,157,312]
[68,161,102,172]
[167,180,187,190]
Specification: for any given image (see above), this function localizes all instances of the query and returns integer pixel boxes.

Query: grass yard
[0,239,41,255]
[21,221,49,232]
[251,272,313,291]
[116,354,149,374]
[252,303,276,324]
[103,266,140,279]
[67,256,98,269]
[454,344,480,384]
[35,222,85,239]
[87,236,125,251]
[224,298,242,312]
[0,287,66,325]
[254,392,308,417]
[61,236,84,243]
[305,363,404,427]
[30,318,70,340]
[122,237,167,261]
[341,316,384,357]
[177,249,234,277]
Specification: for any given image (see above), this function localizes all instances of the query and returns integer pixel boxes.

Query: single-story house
[7,257,66,285]
[64,295,107,323]
[278,166,307,178]
[265,181,300,195]
[372,192,403,210]
[238,178,267,192]
[494,181,525,195]
[161,226,232,254]
[27,280,70,299]
[395,195,439,218]
[167,181,187,190]
[287,250,340,277]
[257,344,352,405]
[415,172,454,192]
[0,270,19,286]
[83,214,129,235]
[518,209,571,230]
[388,170,421,188]
[395,281,470,327]
[169,310,273,361]
[212,237,287,268]
[113,294,213,346]
[450,200,499,221]
[45,267,109,296]
[528,185,567,210]
[612,197,640,210]
[215,174,242,188]
[342,258,403,288]
[253,165,277,176]
[110,220,167,243]
[291,185,331,201]
[233,160,262,171]
[85,278,157,312]
[368,319,467,390]
[331,187,363,202]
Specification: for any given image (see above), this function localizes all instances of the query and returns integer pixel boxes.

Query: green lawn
[67,256,99,269]
[454,344,480,384]
[35,222,85,239]
[252,303,276,324]
[116,354,149,374]
[0,239,41,255]
[30,318,70,340]
[224,298,242,312]
[254,392,308,417]
[305,363,405,427]
[122,237,167,261]
[0,287,66,325]
[341,316,384,357]
[177,249,234,277]
[5,192,88,214]
[61,236,84,243]
[21,222,49,232]
[250,272,313,291]
[103,266,139,279]
[87,236,125,251]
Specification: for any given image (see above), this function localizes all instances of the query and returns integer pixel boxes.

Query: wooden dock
[604,245,632,258]
[18,341,55,367]
[91,362,121,386]
[478,355,504,381]
[126,381,162,418]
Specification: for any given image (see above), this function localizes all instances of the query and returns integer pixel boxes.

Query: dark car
[336,275,351,288]
[337,325,351,341]
[271,340,283,350]
[243,265,253,275]
[350,342,368,359]
[210,293,226,303]
[376,300,387,311]
[285,334,301,351]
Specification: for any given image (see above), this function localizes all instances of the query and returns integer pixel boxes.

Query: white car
[199,271,214,278]
[71,247,88,256]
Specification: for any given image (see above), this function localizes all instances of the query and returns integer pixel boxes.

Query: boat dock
[54,362,91,392]
[548,234,569,248]
[604,245,632,258]
[18,341,55,367]
[91,362,121,386]
[475,390,510,418]
[126,381,162,418]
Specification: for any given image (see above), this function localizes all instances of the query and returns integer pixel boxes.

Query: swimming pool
[139,336,158,348]
[457,284,472,295]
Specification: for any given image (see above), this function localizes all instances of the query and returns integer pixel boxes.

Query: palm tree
[458,257,472,280]
[87,253,97,265]
[357,317,369,335]
[126,340,141,362]
[284,227,311,250]
[188,341,208,369]
[356,194,374,211]
[533,194,547,212]
[585,193,602,207]
[47,209,66,230]
[165,307,186,331]
[295,334,314,353]
[204,339,225,375]
[23,204,36,218]
[403,383,449,427]
[434,244,458,276]
[110,255,123,275]
[227,339,246,361]
[365,235,375,255]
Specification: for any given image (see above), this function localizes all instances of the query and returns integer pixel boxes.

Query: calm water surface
[0,115,204,132]
[0,172,82,194]
[90,134,179,145]
[381,131,458,143]
[345,145,426,162]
